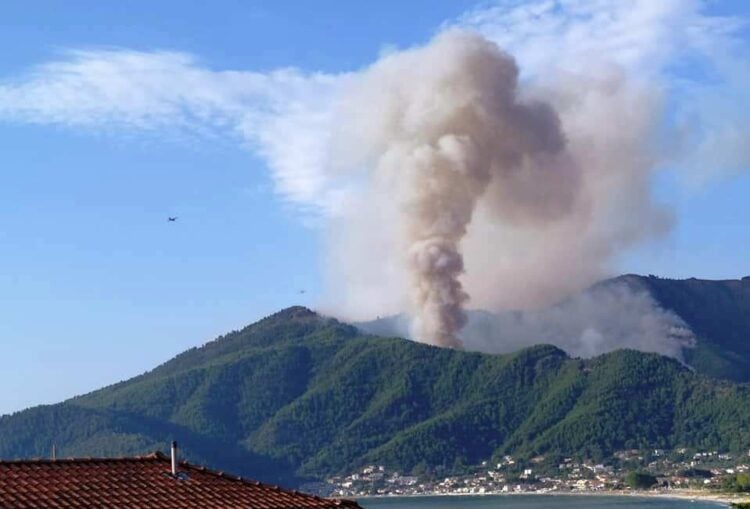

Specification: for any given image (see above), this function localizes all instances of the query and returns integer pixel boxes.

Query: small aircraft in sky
[167,217,178,222]
[299,290,306,294]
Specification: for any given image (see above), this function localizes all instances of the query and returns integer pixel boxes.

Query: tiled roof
[0,452,363,508]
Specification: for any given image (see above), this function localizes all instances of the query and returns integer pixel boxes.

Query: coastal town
[320,449,750,499]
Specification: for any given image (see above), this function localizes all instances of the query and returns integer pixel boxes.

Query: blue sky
[0,0,477,414]
[0,0,748,415]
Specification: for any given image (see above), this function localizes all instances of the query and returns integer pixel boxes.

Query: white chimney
[171,441,178,476]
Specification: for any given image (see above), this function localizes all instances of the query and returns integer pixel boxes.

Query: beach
[358,490,750,508]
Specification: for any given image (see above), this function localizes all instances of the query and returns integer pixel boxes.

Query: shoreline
[357,489,750,507]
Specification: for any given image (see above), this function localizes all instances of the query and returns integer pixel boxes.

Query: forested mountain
[616,275,750,382]
[1,304,749,486]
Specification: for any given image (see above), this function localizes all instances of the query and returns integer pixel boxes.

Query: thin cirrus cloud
[0,0,747,216]
[0,48,348,215]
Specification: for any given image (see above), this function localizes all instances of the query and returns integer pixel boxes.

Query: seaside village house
[0,442,363,508]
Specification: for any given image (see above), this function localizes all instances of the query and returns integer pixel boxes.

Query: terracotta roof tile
[0,453,363,508]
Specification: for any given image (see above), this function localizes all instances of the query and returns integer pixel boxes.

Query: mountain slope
[616,275,750,382]
[1,305,749,485]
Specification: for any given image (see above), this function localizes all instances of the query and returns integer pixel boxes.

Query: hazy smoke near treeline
[326,30,668,348]
[358,281,696,361]
[462,283,696,360]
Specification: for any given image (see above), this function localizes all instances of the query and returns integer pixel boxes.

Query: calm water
[359,495,725,509]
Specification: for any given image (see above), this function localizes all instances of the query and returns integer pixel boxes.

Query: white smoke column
[333,32,574,347]
[326,0,749,332]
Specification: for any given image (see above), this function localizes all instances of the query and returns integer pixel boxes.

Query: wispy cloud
[0,50,243,129]
[0,2,746,217]
[0,49,349,215]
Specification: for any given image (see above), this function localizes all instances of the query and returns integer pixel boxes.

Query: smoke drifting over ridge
[358,280,696,361]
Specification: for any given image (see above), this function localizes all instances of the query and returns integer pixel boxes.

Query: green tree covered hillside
[0,306,749,485]
[618,275,750,382]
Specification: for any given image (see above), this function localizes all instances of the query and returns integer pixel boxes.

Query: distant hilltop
[0,276,749,486]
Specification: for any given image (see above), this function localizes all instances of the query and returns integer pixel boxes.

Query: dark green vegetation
[680,468,713,479]
[624,472,658,489]
[616,275,750,383]
[1,305,750,485]
[724,473,750,493]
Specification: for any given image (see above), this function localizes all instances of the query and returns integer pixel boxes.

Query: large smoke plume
[332,32,576,347]
[322,3,750,356]
[326,28,673,348]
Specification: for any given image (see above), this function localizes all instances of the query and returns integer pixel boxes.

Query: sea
[358,495,726,508]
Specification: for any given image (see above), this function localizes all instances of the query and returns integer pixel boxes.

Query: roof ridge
[0,453,166,466]
[0,452,323,500]
[178,458,329,499]
[0,452,364,508]
[174,458,359,505]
